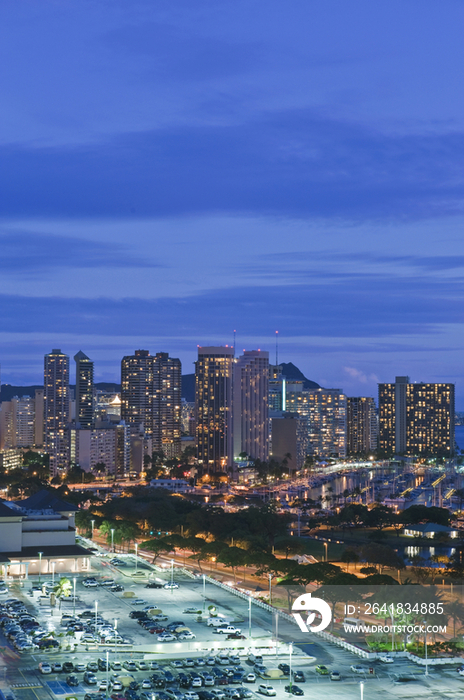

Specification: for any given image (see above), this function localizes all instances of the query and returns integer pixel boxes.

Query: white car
[183,693,199,700]
[350,665,366,674]
[141,679,152,689]
[39,662,52,674]
[379,655,394,664]
[138,661,149,671]
[459,668,464,677]
[164,582,179,590]
[112,681,123,691]
[157,633,176,642]
[178,631,196,640]
[257,686,276,696]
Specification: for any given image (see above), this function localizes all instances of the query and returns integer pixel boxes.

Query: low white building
[0,490,91,578]
[149,478,191,493]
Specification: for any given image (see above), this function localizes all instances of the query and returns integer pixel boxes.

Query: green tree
[53,577,72,610]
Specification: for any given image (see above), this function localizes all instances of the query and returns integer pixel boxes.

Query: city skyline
[1,2,464,405]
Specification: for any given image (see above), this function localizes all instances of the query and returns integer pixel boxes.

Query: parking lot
[1,553,464,700]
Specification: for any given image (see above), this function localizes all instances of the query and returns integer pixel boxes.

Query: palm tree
[447,599,464,638]
[53,577,72,610]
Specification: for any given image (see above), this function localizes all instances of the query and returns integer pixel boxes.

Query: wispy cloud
[0,231,160,271]
[1,112,464,221]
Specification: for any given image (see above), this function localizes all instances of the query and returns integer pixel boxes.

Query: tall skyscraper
[121,350,154,435]
[44,349,70,474]
[346,397,377,455]
[195,346,234,472]
[152,352,182,458]
[286,387,346,458]
[121,350,182,461]
[233,350,269,462]
[74,350,94,429]
[378,376,455,456]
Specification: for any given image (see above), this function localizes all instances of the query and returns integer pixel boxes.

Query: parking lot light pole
[171,559,174,595]
[111,529,115,553]
[106,650,109,698]
[268,573,272,605]
[73,578,76,616]
[38,552,43,584]
[248,596,252,639]
[203,574,206,612]
[114,618,118,659]
[95,600,98,630]
[360,681,364,700]
[423,621,428,676]
[275,613,279,657]
[91,520,95,538]
[51,561,55,585]
[135,543,138,573]
[289,642,293,692]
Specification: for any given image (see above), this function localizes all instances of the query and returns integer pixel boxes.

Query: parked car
[66,676,80,687]
[164,583,179,590]
[244,673,256,683]
[350,665,366,675]
[257,686,276,697]
[330,671,342,681]
[39,662,52,674]
[284,687,303,696]
[84,672,98,685]
[379,655,394,664]
[315,665,329,676]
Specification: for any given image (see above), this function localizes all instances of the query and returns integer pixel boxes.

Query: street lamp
[73,578,76,616]
[248,596,252,639]
[106,650,109,698]
[114,618,118,659]
[135,543,138,573]
[51,561,55,585]
[202,574,206,613]
[360,681,364,700]
[423,621,428,676]
[268,573,272,605]
[275,612,279,657]
[111,529,115,553]
[289,642,293,692]
[323,542,328,562]
[95,600,98,630]
[91,520,95,538]
[38,552,43,585]
[171,559,174,595]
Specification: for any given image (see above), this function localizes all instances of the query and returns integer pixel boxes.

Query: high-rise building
[34,389,44,447]
[195,346,234,472]
[121,350,154,435]
[346,397,377,455]
[74,351,94,429]
[291,388,347,458]
[70,421,130,477]
[44,349,70,475]
[0,396,36,449]
[233,350,269,462]
[270,412,309,471]
[121,350,182,460]
[152,352,182,458]
[378,376,455,456]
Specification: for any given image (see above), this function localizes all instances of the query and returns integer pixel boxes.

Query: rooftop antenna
[275,330,279,366]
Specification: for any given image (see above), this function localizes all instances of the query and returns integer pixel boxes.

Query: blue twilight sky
[1,0,464,405]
